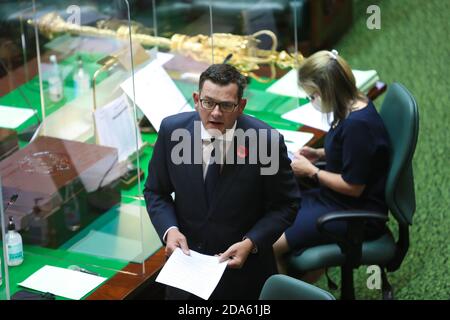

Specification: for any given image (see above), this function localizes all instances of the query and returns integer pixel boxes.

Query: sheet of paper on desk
[156,248,228,300]
[94,94,142,162]
[266,69,307,98]
[18,265,107,300]
[0,106,36,129]
[277,129,314,159]
[266,68,379,97]
[353,69,379,93]
[120,57,192,132]
[282,103,332,132]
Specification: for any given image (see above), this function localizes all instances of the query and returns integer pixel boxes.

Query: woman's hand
[291,155,318,178]
[297,146,324,163]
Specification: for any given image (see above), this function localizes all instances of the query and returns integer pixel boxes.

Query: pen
[68,265,100,276]
[79,267,100,276]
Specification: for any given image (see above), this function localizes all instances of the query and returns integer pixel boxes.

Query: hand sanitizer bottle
[6,216,24,266]
[73,55,91,98]
[48,54,64,102]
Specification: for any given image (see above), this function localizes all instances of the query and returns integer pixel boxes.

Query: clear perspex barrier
[0,0,162,300]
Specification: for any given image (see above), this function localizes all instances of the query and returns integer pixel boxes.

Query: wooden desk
[87,248,166,300]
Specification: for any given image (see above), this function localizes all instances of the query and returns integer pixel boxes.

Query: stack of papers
[353,69,379,93]
[18,265,107,300]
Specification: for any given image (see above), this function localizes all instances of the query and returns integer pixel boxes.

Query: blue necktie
[204,139,220,207]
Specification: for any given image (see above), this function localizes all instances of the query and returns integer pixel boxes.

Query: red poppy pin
[237,145,248,159]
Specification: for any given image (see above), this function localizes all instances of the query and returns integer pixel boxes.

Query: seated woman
[273,50,391,277]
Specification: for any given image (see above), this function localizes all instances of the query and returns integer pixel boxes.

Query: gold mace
[30,12,303,82]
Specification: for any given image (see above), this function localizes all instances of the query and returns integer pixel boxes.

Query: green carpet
[313,0,450,299]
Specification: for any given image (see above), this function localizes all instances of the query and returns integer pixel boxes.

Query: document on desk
[18,265,107,300]
[266,69,307,98]
[0,106,36,129]
[120,58,192,132]
[156,248,228,300]
[266,68,379,98]
[281,103,332,132]
[277,129,314,159]
[94,94,142,162]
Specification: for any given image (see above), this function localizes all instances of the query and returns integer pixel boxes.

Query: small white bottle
[73,55,91,98]
[6,217,24,267]
[48,54,64,102]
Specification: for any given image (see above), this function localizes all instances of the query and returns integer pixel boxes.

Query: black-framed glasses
[200,98,238,113]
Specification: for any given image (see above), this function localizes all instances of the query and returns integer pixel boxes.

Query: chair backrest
[379,83,419,226]
[259,274,335,300]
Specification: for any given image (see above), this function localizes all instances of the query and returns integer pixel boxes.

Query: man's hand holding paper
[156,248,228,300]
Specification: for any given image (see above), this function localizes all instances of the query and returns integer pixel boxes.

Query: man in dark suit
[144,64,300,299]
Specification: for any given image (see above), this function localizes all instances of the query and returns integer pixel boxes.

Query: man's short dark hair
[199,64,247,101]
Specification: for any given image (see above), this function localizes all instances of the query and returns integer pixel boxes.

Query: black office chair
[259,274,335,300]
[287,82,419,300]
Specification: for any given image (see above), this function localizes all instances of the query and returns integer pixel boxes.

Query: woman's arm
[291,155,365,197]
[315,169,365,197]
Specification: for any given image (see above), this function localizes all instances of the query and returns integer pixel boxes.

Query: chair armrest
[317,211,388,231]
[316,211,388,266]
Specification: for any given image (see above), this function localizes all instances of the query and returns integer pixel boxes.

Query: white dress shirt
[200,121,236,179]
[163,121,237,243]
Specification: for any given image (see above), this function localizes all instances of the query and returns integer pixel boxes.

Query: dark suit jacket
[144,112,300,299]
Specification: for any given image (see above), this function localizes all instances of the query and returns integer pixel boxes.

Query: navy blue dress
[285,101,390,250]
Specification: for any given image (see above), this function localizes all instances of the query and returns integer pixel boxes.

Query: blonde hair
[298,50,367,124]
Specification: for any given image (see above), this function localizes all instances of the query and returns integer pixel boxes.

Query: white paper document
[266,69,307,98]
[277,129,314,159]
[18,265,107,300]
[120,58,192,132]
[156,248,228,300]
[266,68,379,98]
[94,94,142,162]
[282,103,333,132]
[353,69,379,93]
[0,105,36,129]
